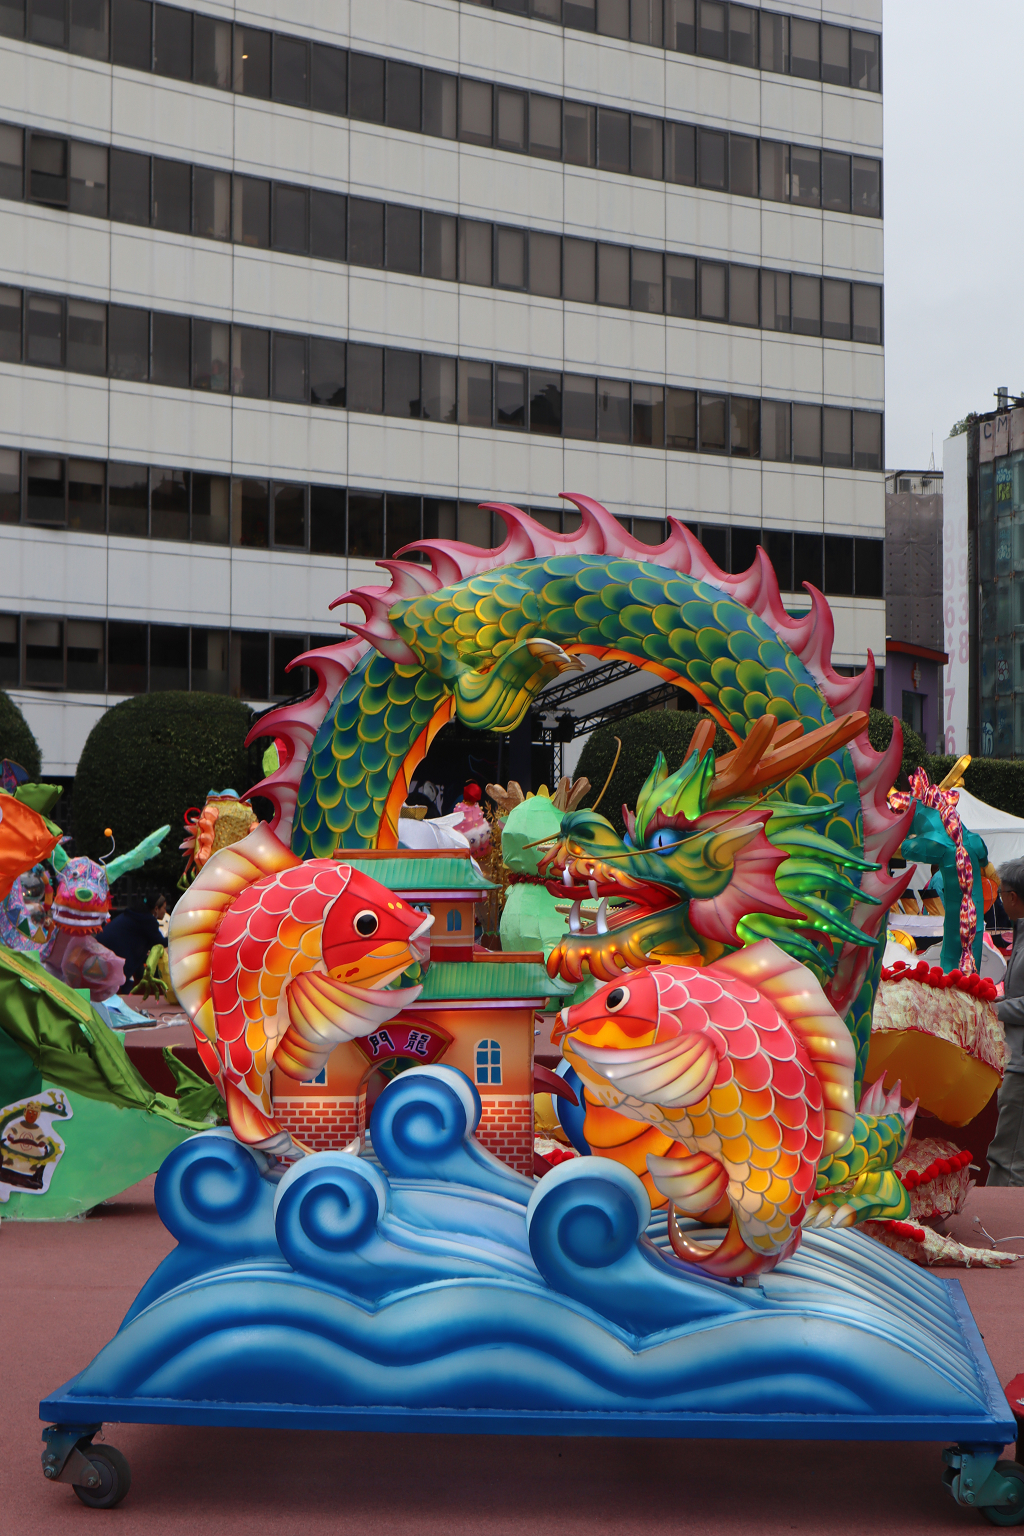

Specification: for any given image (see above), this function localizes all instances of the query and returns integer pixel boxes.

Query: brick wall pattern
[275,1093,534,1175]
[476,1096,533,1178]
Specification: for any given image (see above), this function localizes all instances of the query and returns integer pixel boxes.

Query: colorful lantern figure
[42,826,170,1003]
[0,864,54,953]
[179,789,258,887]
[169,823,434,1157]
[451,783,491,859]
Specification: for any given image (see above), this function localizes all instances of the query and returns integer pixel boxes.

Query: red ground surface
[3,1180,1024,1534]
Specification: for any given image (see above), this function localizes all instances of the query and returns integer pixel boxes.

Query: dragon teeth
[596,898,609,934]
[588,880,599,900]
[569,900,582,935]
[563,867,573,888]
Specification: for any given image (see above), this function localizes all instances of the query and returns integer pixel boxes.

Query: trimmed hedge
[867,708,927,790]
[0,690,42,779]
[74,693,272,890]
[925,755,1024,820]
[575,710,734,838]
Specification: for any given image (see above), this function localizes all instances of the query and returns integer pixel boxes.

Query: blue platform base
[40,1066,1016,1447]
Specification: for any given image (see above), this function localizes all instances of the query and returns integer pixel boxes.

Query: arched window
[446,907,462,932]
[475,1039,501,1085]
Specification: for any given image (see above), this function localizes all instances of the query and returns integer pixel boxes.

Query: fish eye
[605,986,629,1013]
[354,909,379,937]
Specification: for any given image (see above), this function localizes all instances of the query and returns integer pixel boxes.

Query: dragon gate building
[0,0,885,785]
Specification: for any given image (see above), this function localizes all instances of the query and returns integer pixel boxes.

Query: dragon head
[541,712,878,985]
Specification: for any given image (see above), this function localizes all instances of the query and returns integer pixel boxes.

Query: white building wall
[0,0,885,774]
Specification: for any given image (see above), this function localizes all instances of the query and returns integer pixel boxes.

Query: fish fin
[647,1148,728,1212]
[275,972,421,1082]
[224,1080,285,1147]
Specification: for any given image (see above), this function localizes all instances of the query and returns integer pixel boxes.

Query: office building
[883,468,945,751]
[0,0,886,783]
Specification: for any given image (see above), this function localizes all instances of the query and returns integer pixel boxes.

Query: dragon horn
[708,712,869,806]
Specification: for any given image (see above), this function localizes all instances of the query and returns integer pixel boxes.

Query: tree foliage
[0,690,42,779]
[867,708,927,790]
[575,709,733,837]
[73,693,273,890]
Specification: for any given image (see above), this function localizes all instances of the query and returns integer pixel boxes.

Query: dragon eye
[647,829,678,852]
[354,909,379,937]
[605,986,629,1013]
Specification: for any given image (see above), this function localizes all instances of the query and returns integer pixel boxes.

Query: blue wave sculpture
[41,1066,1014,1442]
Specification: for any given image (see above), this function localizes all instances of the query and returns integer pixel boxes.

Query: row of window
[0,610,333,698]
[0,5,882,213]
[0,450,885,590]
[465,1,881,91]
[0,125,884,342]
[0,528,884,701]
[0,0,881,94]
[0,288,885,465]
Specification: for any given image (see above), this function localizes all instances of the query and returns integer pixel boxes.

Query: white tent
[953,787,1024,867]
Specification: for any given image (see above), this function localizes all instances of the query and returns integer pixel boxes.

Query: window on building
[310,42,346,115]
[729,135,757,198]
[852,284,882,345]
[496,366,526,429]
[529,370,562,435]
[193,166,230,239]
[28,133,68,205]
[108,304,148,379]
[233,631,269,699]
[272,33,308,105]
[153,3,189,79]
[111,0,150,69]
[309,484,346,556]
[271,333,308,403]
[496,87,526,152]
[25,616,64,686]
[26,294,63,367]
[699,262,726,321]
[385,494,420,557]
[666,388,696,451]
[852,157,881,217]
[66,299,106,374]
[854,538,884,598]
[386,204,421,273]
[495,226,525,290]
[564,374,597,440]
[272,631,310,695]
[108,148,150,224]
[107,619,147,692]
[149,622,188,689]
[731,397,759,457]
[108,461,148,537]
[309,336,345,408]
[272,482,306,548]
[699,393,728,453]
[232,326,269,398]
[150,465,188,540]
[423,70,457,139]
[384,348,421,418]
[792,404,821,465]
[630,249,662,314]
[347,343,383,414]
[232,477,269,548]
[852,30,881,92]
[789,16,819,78]
[791,275,820,336]
[597,244,629,308]
[823,407,852,468]
[348,197,384,269]
[697,0,725,57]
[67,618,105,690]
[824,534,854,595]
[632,383,664,448]
[272,183,309,254]
[150,310,189,387]
[459,78,493,145]
[763,529,793,591]
[729,4,757,66]
[563,238,596,303]
[597,0,628,39]
[822,151,851,213]
[698,128,727,190]
[631,114,662,180]
[760,400,791,462]
[70,0,110,60]
[235,25,270,98]
[69,140,108,217]
[0,614,18,685]
[191,473,229,544]
[423,212,457,281]
[853,411,882,471]
[459,220,492,287]
[421,355,456,423]
[347,491,384,560]
[729,265,759,326]
[68,457,105,533]
[191,627,228,692]
[665,255,696,318]
[563,101,596,167]
[192,13,230,88]
[821,24,850,87]
[386,59,422,132]
[529,93,561,159]
[232,175,270,248]
[794,531,823,589]
[789,145,820,207]
[759,140,788,202]
[458,359,492,427]
[0,124,23,200]
[192,318,229,392]
[25,455,65,524]
[475,1038,501,1085]
[822,279,851,341]
[666,0,695,52]
[529,231,561,298]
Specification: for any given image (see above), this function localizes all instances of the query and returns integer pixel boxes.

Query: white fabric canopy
[953,787,1024,867]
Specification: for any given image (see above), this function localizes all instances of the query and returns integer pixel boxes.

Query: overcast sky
[883,1,1024,469]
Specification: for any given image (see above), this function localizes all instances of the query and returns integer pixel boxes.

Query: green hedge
[924,755,1024,820]
[575,710,734,838]
[74,693,273,891]
[867,708,927,790]
[0,690,42,779]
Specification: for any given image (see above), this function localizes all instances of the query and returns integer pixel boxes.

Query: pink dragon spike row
[556,939,857,1278]
[168,823,433,1157]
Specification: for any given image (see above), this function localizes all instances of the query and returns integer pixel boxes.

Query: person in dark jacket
[987,860,1024,1184]
[100,894,168,993]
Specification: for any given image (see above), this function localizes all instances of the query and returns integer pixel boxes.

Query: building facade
[0,0,885,783]
[883,468,945,752]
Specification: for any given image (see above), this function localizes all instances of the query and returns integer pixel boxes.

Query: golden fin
[274,971,421,1082]
[168,824,300,1032]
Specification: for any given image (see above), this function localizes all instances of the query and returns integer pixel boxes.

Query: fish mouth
[539,846,677,940]
[408,913,434,965]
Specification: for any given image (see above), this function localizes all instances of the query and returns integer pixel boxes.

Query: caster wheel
[983,1462,1024,1526]
[71,1445,132,1509]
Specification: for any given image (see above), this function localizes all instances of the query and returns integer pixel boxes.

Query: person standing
[99,893,168,993]
[987,860,1024,1185]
